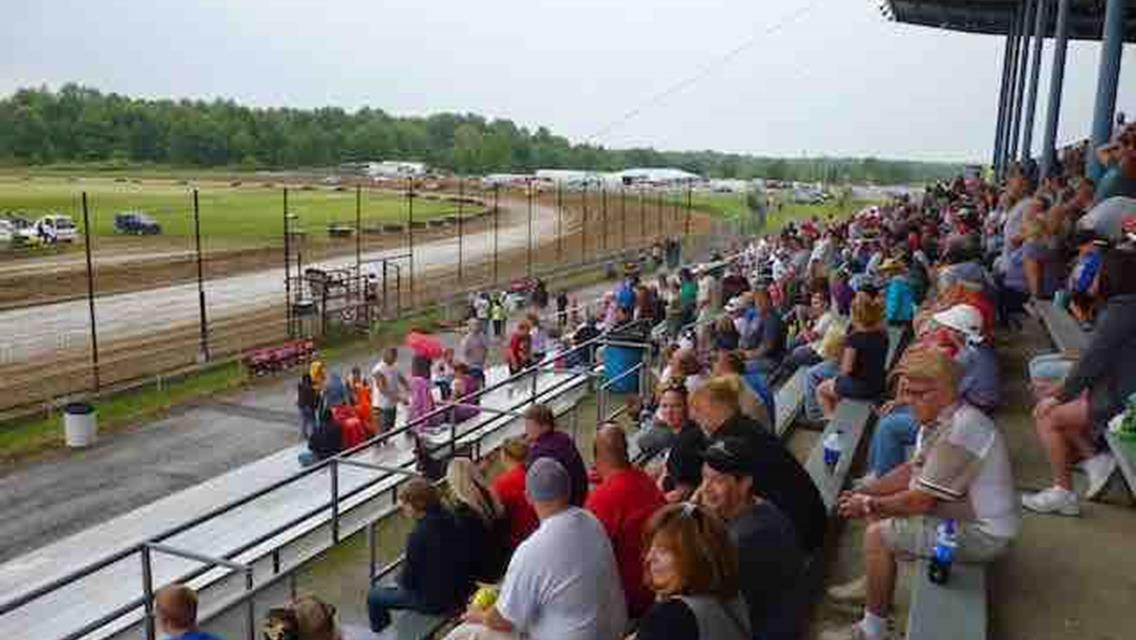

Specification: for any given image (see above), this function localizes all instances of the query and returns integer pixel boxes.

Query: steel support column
[1009,0,1035,166]
[1021,0,1050,163]
[1088,0,1129,180]
[993,21,1016,176]
[1041,0,1071,178]
[1000,5,1024,175]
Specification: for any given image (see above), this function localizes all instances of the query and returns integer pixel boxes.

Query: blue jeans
[367,585,420,632]
[804,360,839,421]
[868,406,918,476]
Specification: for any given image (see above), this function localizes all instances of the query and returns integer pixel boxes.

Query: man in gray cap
[447,458,627,640]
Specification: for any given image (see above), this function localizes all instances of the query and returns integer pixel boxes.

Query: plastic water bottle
[822,430,843,472]
[928,519,958,585]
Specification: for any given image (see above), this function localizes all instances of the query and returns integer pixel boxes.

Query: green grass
[685,191,875,233]
[0,174,456,244]
[0,361,246,462]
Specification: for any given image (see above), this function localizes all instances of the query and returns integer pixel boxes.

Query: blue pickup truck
[113,211,162,235]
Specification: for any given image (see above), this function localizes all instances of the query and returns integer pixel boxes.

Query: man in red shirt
[490,437,539,549]
[585,423,665,619]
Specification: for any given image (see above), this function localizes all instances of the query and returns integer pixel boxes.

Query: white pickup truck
[33,213,79,243]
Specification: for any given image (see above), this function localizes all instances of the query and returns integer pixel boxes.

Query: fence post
[81,192,100,390]
[457,177,464,285]
[684,180,692,237]
[527,179,534,277]
[656,189,663,240]
[620,187,627,251]
[356,185,363,281]
[556,182,563,262]
[493,184,500,284]
[283,187,292,338]
[382,259,389,317]
[581,183,589,265]
[192,189,209,362]
[639,188,646,246]
[367,520,377,581]
[601,185,608,253]
[407,178,415,307]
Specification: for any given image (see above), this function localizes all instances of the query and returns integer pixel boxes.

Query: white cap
[932,304,984,342]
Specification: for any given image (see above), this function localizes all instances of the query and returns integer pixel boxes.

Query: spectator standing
[372,348,409,434]
[408,355,442,430]
[296,373,318,440]
[447,458,510,583]
[490,295,506,339]
[446,459,627,640]
[826,349,1018,640]
[155,584,222,640]
[585,425,665,618]
[449,363,482,424]
[459,319,490,388]
[635,503,751,640]
[491,437,539,549]
[700,438,805,640]
[689,377,827,552]
[433,348,456,401]
[505,320,533,375]
[523,404,589,506]
[348,366,374,435]
[880,258,915,329]
[367,479,470,633]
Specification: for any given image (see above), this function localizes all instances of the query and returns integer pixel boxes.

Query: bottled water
[823,429,843,471]
[928,519,958,585]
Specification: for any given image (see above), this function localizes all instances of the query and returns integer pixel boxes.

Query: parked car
[34,214,79,243]
[114,211,162,235]
[0,219,13,245]
[6,215,38,243]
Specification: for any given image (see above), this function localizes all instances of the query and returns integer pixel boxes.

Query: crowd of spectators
[176,128,1136,640]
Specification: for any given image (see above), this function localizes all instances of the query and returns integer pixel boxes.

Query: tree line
[0,85,963,184]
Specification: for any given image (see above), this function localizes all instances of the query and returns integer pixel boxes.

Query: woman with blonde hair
[634,503,749,640]
[816,291,889,417]
[446,458,510,582]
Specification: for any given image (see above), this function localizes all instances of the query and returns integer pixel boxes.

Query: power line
[585,0,823,143]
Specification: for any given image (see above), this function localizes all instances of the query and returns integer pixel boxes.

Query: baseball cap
[526,457,570,502]
[932,304,984,342]
[701,438,754,476]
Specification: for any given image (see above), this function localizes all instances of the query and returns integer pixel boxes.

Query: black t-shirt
[714,414,827,551]
[730,501,806,635]
[637,599,700,640]
[665,422,708,491]
[846,329,888,394]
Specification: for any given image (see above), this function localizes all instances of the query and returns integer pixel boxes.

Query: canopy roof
[886,1,1136,42]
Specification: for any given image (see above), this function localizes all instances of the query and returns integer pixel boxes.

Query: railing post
[244,567,255,640]
[141,545,156,640]
[367,520,377,581]
[330,458,340,544]
[457,177,464,285]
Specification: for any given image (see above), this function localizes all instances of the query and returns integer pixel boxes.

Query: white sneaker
[827,575,868,603]
[1082,453,1117,500]
[1021,486,1081,516]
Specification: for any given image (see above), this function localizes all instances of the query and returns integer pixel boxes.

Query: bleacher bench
[1104,431,1136,504]
[774,368,807,437]
[905,561,987,640]
[1034,300,1089,355]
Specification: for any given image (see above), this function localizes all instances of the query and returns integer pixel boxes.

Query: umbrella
[406,331,445,360]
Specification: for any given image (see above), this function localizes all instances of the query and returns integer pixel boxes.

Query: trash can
[63,402,97,447]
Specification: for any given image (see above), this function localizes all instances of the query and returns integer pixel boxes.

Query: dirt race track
[0,192,706,411]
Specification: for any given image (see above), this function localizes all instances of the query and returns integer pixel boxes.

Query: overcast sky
[2,0,1134,163]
